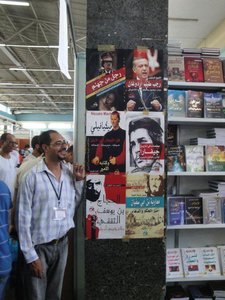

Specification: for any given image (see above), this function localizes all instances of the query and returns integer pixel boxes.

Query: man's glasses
[7,141,17,146]
[50,140,68,147]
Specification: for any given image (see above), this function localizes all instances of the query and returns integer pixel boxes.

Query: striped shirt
[16,159,83,263]
[0,181,12,277]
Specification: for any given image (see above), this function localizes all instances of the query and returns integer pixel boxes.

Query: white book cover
[166,248,184,278]
[200,247,221,276]
[185,145,205,172]
[202,196,222,224]
[181,247,204,277]
[218,245,225,275]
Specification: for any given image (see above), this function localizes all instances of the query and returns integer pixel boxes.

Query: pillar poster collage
[85,48,165,239]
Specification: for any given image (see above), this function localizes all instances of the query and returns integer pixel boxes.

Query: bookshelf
[166,80,225,284]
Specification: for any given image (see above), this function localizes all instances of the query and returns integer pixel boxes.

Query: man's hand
[91,156,100,165]
[73,164,85,181]
[28,259,43,278]
[127,100,136,111]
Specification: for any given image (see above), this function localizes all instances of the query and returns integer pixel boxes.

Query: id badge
[53,207,66,220]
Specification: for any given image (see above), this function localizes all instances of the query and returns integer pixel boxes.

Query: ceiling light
[0,1,30,6]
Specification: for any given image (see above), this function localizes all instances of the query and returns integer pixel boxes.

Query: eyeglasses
[50,140,68,147]
[7,141,17,146]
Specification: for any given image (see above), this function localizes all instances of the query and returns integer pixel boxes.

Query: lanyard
[45,171,63,207]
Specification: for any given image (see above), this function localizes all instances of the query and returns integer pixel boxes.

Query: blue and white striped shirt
[16,159,83,263]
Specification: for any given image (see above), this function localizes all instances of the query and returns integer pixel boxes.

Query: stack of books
[209,281,225,299]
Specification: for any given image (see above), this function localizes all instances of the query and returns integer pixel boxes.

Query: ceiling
[0,0,224,116]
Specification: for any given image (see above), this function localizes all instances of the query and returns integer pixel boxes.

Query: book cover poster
[126,112,164,174]
[181,248,204,277]
[204,92,223,118]
[186,90,204,118]
[202,57,224,83]
[168,196,185,226]
[184,56,204,82]
[205,146,225,172]
[200,247,220,276]
[86,111,126,174]
[167,145,186,172]
[168,90,186,117]
[126,174,164,197]
[185,196,203,224]
[86,174,126,239]
[125,48,164,112]
[202,196,222,224]
[168,56,185,81]
[185,145,205,172]
[166,248,184,278]
[125,196,164,238]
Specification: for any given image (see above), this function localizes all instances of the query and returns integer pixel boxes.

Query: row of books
[166,282,225,300]
[168,55,225,83]
[167,195,225,226]
[167,145,225,173]
[168,90,225,119]
[167,246,225,279]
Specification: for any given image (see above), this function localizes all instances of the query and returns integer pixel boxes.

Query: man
[0,181,12,300]
[129,117,164,173]
[91,111,125,173]
[98,92,116,111]
[0,133,18,197]
[22,135,42,163]
[99,52,114,75]
[86,177,102,202]
[16,130,84,300]
[145,174,164,196]
[127,49,162,111]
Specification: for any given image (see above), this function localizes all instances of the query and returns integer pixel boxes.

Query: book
[204,92,224,118]
[191,189,219,198]
[209,281,225,298]
[168,56,185,81]
[167,145,186,172]
[185,196,203,224]
[202,196,222,224]
[186,90,204,118]
[221,59,225,83]
[166,248,184,278]
[217,245,225,276]
[185,145,205,172]
[202,57,224,83]
[166,285,189,300]
[181,247,203,277]
[168,125,177,146]
[168,196,185,225]
[205,146,225,172]
[184,56,204,82]
[221,198,225,221]
[190,137,215,146]
[168,90,186,117]
[187,284,213,299]
[200,247,220,277]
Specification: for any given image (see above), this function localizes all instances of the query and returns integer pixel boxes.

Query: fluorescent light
[0,1,30,6]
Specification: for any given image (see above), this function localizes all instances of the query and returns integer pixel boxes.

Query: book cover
[167,145,186,172]
[168,90,186,117]
[202,57,224,83]
[185,196,203,224]
[205,146,225,172]
[200,247,220,276]
[202,196,222,224]
[166,248,184,278]
[186,90,204,118]
[222,59,225,83]
[168,196,185,225]
[181,247,204,277]
[184,56,204,82]
[220,198,225,223]
[204,92,223,118]
[187,284,213,299]
[217,245,225,276]
[168,125,177,146]
[185,145,205,172]
[168,55,185,81]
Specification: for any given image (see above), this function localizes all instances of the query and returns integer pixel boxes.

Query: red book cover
[184,56,204,82]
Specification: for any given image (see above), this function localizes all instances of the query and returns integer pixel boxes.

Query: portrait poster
[86,111,126,175]
[86,49,126,111]
[125,196,164,238]
[125,48,164,112]
[125,111,165,174]
[126,174,164,197]
[86,174,126,239]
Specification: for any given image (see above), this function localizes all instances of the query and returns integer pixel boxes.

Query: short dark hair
[0,133,10,142]
[31,135,40,149]
[67,145,73,153]
[101,52,113,61]
[39,130,58,151]
[128,117,163,145]
[111,111,120,121]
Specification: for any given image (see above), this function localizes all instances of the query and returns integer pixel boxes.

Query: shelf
[167,275,225,282]
[168,116,225,125]
[168,81,225,90]
[167,224,225,230]
[168,171,225,176]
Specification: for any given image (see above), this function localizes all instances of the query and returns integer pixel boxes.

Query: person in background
[0,133,18,197]
[0,181,12,300]
[22,136,42,163]
[16,130,85,300]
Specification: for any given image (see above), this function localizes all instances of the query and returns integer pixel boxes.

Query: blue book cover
[168,196,185,225]
[168,90,186,117]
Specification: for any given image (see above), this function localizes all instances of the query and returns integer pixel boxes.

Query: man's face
[105,93,115,106]
[46,132,68,161]
[130,128,154,169]
[133,58,149,80]
[149,175,161,195]
[102,57,113,73]
[1,134,17,153]
[86,179,102,202]
[110,114,119,130]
